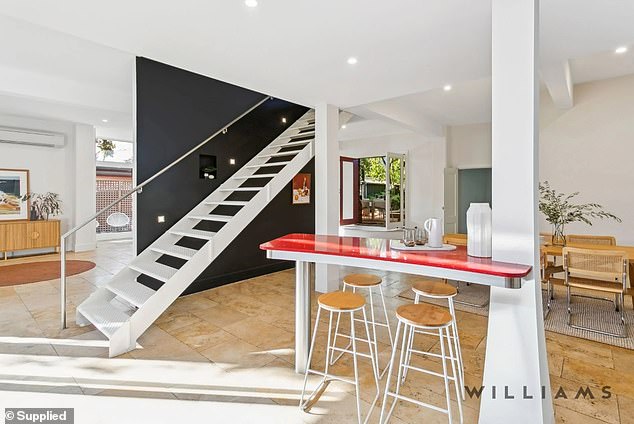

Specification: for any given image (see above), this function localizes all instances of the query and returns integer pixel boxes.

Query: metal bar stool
[300,291,380,424]
[380,303,463,424]
[402,280,465,400]
[330,273,393,378]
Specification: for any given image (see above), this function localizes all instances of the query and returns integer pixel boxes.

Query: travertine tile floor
[0,240,632,423]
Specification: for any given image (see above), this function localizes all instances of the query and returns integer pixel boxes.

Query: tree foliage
[360,157,401,185]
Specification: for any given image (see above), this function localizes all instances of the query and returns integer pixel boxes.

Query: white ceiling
[0,1,633,138]
[0,14,133,140]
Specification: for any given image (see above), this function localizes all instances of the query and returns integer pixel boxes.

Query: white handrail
[59,96,270,329]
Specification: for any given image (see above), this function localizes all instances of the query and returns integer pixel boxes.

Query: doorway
[457,168,492,233]
[340,153,406,229]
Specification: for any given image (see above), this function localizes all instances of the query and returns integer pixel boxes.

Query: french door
[340,157,360,225]
[385,152,405,229]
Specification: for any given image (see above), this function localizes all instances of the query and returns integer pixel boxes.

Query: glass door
[386,152,405,229]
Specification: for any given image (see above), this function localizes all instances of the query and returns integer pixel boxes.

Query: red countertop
[260,233,532,279]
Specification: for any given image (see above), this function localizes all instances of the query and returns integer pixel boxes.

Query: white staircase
[76,110,316,357]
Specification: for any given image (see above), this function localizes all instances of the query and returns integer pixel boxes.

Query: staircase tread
[277,131,315,139]
[170,228,216,240]
[270,139,313,148]
[106,278,156,308]
[245,161,291,168]
[205,200,249,206]
[77,296,131,339]
[219,187,263,191]
[150,244,198,260]
[257,151,300,158]
[187,214,232,222]
[233,174,277,179]
[129,260,178,283]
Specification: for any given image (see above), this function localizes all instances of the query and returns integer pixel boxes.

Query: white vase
[467,203,492,258]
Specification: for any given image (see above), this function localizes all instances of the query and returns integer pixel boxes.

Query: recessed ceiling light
[245,0,258,7]
[101,119,108,123]
[615,46,628,54]
[281,117,287,123]
[229,158,236,165]
[341,124,347,129]
[347,57,358,65]
[443,84,452,92]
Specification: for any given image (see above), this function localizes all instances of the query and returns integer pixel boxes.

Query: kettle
[424,218,443,248]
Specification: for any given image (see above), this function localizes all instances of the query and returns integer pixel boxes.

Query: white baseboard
[97,232,133,241]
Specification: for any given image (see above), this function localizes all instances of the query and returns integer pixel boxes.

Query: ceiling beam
[346,103,445,138]
[541,60,574,109]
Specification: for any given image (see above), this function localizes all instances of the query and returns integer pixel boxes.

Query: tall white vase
[467,203,492,258]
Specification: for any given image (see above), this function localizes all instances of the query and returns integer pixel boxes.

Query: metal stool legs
[401,293,465,400]
[300,305,380,424]
[379,320,463,424]
[329,283,393,378]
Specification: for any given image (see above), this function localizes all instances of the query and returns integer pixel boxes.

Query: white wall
[339,133,446,229]
[446,123,492,169]
[0,114,96,254]
[446,74,634,244]
[540,74,634,245]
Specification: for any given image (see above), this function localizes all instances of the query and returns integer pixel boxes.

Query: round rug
[0,260,96,286]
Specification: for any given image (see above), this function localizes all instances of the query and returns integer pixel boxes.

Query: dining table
[445,232,634,295]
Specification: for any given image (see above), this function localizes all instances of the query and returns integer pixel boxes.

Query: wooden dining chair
[566,234,617,246]
[563,247,629,338]
[541,249,563,318]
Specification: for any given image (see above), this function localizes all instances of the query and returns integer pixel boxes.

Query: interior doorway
[457,168,492,233]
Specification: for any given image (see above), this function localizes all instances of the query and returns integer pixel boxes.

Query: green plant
[21,192,62,220]
[538,181,621,244]
[96,139,115,160]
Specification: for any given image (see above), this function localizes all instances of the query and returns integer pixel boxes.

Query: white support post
[314,103,340,293]
[73,123,97,252]
[481,0,554,423]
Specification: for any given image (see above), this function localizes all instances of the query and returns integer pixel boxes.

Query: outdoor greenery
[359,157,401,185]
[21,192,62,220]
[538,181,621,243]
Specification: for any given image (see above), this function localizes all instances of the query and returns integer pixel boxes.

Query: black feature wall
[136,57,314,294]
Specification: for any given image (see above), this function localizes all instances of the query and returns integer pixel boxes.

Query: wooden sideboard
[0,220,60,260]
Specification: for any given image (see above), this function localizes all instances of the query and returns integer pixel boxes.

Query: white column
[481,0,554,423]
[314,103,340,293]
[73,123,97,252]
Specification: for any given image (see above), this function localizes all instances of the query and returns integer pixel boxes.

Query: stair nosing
[128,262,177,283]
[187,214,232,222]
[150,245,197,260]
[170,228,216,240]
[105,279,155,308]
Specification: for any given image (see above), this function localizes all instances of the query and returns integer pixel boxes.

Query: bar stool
[402,280,465,400]
[330,273,393,378]
[380,303,463,424]
[300,291,380,424]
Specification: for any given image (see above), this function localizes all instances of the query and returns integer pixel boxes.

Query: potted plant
[21,192,62,220]
[538,181,621,245]
[96,139,116,161]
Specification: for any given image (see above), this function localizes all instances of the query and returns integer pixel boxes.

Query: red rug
[0,260,96,286]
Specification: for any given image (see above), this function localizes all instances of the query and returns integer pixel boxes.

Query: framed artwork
[292,173,311,205]
[0,169,30,221]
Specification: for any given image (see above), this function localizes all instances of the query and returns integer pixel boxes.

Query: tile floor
[0,240,632,423]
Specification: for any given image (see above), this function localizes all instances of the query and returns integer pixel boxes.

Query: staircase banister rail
[59,95,270,329]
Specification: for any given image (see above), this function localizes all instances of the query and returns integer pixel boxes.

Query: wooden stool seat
[318,291,365,311]
[342,273,382,287]
[396,303,452,328]
[412,280,457,298]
